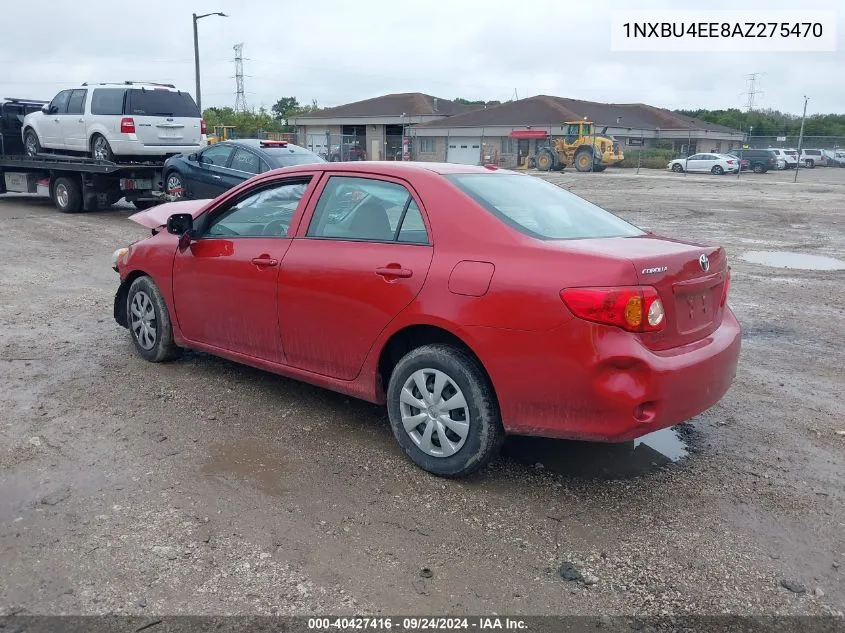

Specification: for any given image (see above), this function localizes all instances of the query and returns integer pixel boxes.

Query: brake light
[200,119,207,135]
[120,117,135,134]
[560,286,665,332]
[721,267,731,307]
[726,159,735,164]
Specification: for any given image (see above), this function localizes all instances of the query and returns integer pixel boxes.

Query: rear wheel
[804,159,815,169]
[574,148,593,172]
[51,176,82,213]
[24,130,41,157]
[126,276,181,362]
[165,171,185,199]
[711,165,724,175]
[91,134,114,162]
[671,163,684,173]
[387,344,504,478]
[752,163,764,173]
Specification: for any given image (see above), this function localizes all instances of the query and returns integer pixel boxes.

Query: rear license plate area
[120,178,152,191]
[675,291,714,333]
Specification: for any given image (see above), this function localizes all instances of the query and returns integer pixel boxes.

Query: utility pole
[794,96,809,183]
[233,43,248,112]
[192,12,228,113]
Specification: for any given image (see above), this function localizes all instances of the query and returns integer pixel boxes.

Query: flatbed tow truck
[0,97,166,212]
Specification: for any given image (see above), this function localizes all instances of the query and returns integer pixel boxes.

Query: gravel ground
[0,166,843,617]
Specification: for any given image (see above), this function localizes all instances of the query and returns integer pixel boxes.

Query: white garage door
[306,128,329,156]
[447,137,481,165]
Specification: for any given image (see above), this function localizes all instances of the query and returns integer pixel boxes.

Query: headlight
[112,247,128,272]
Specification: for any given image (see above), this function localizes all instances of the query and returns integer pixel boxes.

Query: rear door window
[66,89,87,115]
[91,89,126,115]
[230,148,261,174]
[125,90,200,117]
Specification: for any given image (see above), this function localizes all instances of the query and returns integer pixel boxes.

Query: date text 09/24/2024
[308,617,527,630]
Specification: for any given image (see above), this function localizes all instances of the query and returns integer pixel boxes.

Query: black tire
[24,129,41,157]
[752,163,764,173]
[711,165,724,175]
[592,164,606,172]
[126,276,181,363]
[671,163,684,173]
[51,176,82,213]
[574,148,593,172]
[387,344,504,478]
[90,134,114,162]
[164,171,185,199]
[805,159,815,169]
[535,149,554,172]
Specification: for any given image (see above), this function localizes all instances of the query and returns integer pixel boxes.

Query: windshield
[447,173,644,240]
[264,147,326,168]
[126,89,200,117]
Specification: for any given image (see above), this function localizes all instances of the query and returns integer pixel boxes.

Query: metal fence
[746,135,844,150]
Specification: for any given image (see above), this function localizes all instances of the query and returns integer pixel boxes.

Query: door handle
[375,265,412,279]
[211,174,222,179]
[251,256,278,267]
[78,118,84,123]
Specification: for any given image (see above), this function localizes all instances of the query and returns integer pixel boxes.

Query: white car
[22,81,205,161]
[667,153,739,175]
[767,148,798,169]
[800,148,825,168]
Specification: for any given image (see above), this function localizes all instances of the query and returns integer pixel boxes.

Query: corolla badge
[641,266,668,274]
[699,254,710,272]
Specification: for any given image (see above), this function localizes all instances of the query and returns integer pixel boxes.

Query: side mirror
[166,213,194,236]
[41,104,50,114]
[187,153,198,162]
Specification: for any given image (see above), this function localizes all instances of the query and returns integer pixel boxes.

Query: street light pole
[794,96,809,183]
[192,11,228,113]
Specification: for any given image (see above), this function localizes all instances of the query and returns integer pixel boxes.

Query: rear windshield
[447,173,644,240]
[264,146,326,168]
[125,89,200,117]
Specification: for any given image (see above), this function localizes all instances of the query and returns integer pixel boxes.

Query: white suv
[22,81,205,161]
[767,148,798,169]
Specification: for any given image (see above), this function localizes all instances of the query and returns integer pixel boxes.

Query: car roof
[251,160,508,180]
[77,82,182,91]
[218,139,314,153]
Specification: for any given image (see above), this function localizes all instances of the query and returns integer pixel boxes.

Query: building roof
[414,95,741,134]
[300,92,476,119]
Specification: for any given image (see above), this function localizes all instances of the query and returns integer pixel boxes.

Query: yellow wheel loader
[533,121,624,172]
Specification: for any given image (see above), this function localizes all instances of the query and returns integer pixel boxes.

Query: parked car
[667,153,739,175]
[22,81,204,161]
[724,149,777,173]
[162,139,325,200]
[800,148,825,168]
[1,97,47,155]
[329,143,367,161]
[767,148,798,169]
[829,150,845,167]
[111,162,741,478]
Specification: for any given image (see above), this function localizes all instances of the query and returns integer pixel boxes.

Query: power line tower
[744,73,764,111]
[233,43,248,112]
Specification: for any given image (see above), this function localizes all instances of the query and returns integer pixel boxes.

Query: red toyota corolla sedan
[113,162,741,477]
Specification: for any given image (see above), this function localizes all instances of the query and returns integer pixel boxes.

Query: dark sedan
[162,139,325,200]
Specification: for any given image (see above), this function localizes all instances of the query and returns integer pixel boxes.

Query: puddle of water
[741,250,845,271]
[503,427,690,479]
[202,439,287,497]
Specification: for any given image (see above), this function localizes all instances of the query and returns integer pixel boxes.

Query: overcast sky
[1,0,841,115]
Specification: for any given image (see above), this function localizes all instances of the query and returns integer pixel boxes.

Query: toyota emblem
[699,254,710,272]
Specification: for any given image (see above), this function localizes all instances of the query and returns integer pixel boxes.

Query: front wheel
[165,171,185,199]
[574,149,593,172]
[671,163,684,173]
[752,164,764,173]
[387,344,504,478]
[711,165,724,175]
[126,276,181,362]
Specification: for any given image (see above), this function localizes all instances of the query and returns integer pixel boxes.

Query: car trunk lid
[125,89,202,147]
[554,235,729,349]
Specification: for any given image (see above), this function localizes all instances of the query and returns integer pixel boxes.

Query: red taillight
[560,286,665,333]
[120,117,135,134]
[721,267,731,307]
[200,118,207,134]
[726,159,735,164]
